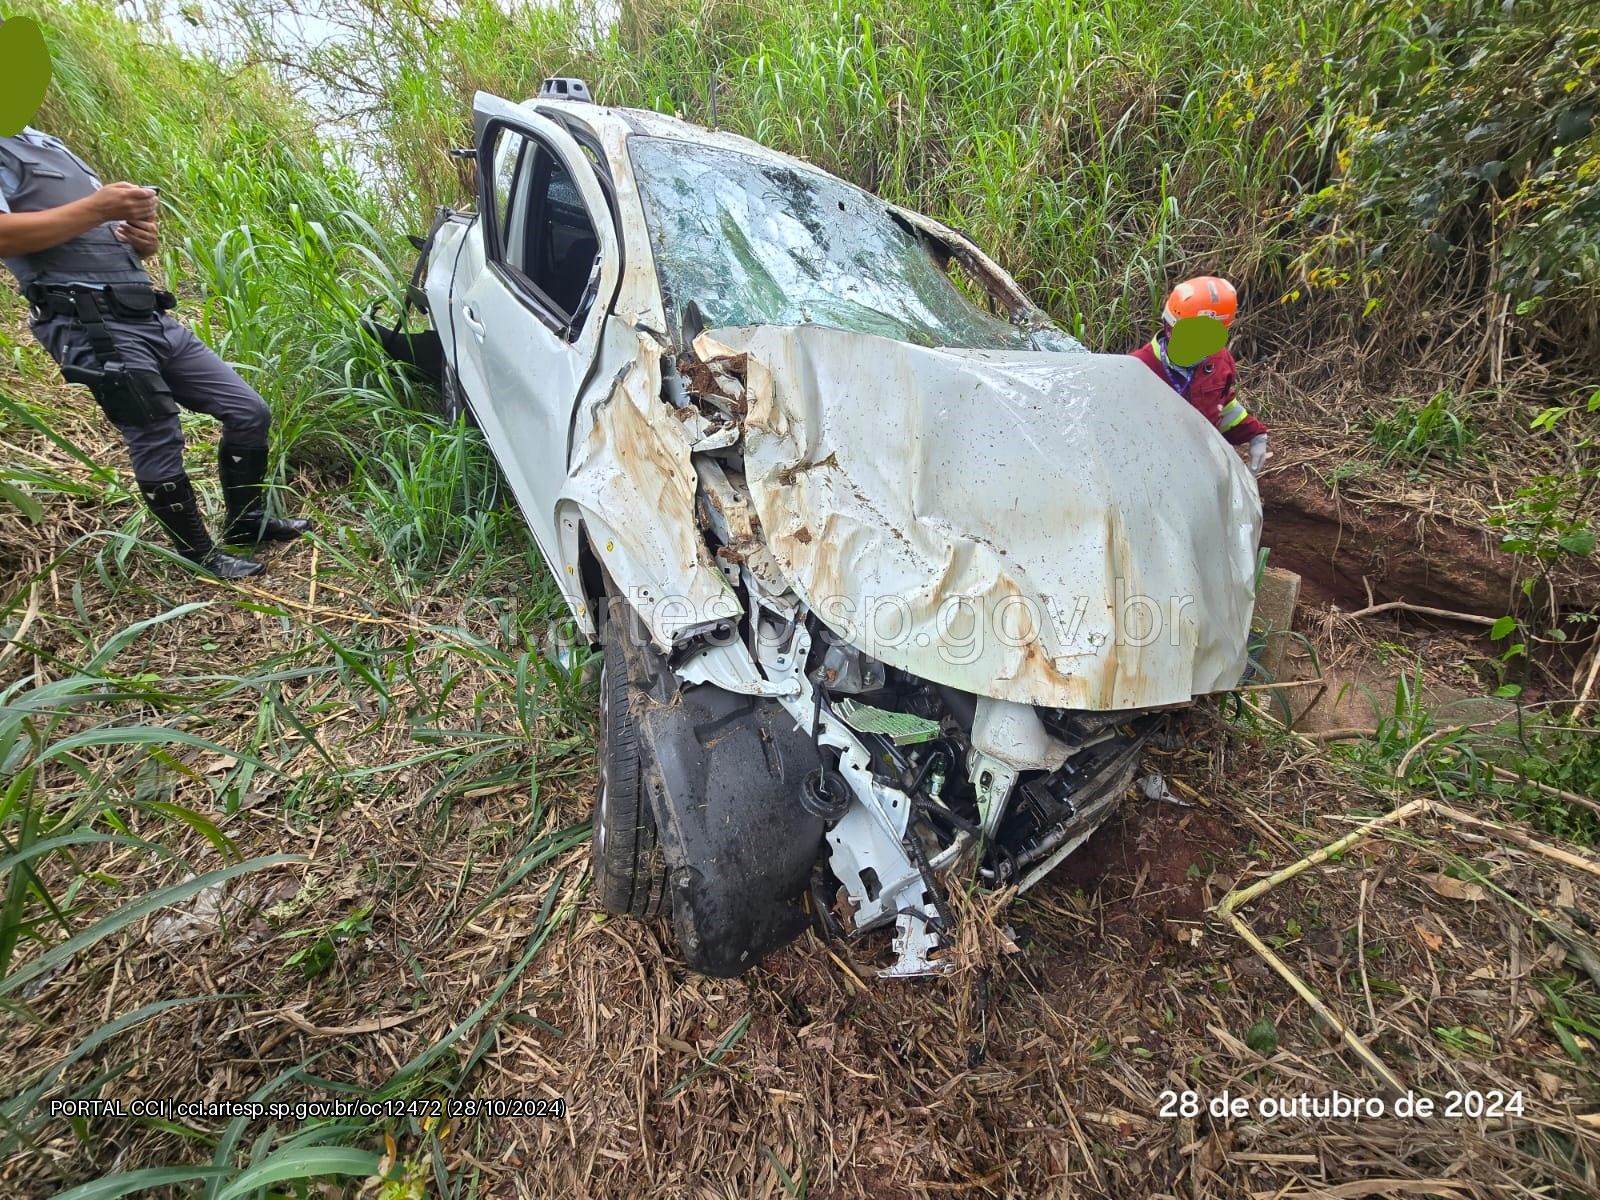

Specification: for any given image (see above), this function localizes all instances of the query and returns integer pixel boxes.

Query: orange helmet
[1163,276,1238,327]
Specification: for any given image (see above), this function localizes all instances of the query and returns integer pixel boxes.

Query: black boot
[139,475,264,579]
[218,442,312,545]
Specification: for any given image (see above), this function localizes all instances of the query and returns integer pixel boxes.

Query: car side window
[488,128,527,254]
[484,124,601,332]
[520,147,600,321]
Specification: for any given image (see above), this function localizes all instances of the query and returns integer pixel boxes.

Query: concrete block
[1253,565,1302,682]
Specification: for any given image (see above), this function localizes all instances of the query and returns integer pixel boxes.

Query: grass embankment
[292,2,1598,375]
[237,0,1600,846]
[1,1,1598,1197]
[3,4,588,1196]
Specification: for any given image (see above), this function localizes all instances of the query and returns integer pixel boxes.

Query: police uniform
[0,128,306,575]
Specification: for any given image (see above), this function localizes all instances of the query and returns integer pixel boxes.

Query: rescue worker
[1132,276,1270,475]
[0,29,308,577]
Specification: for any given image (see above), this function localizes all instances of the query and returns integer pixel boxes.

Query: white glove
[1248,433,1269,476]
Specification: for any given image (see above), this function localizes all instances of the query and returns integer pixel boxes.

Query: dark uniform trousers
[30,309,271,483]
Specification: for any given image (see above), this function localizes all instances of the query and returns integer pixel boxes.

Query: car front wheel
[590,614,668,917]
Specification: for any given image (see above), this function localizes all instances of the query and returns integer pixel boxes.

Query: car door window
[529,153,599,317]
[483,124,600,334]
[489,128,528,250]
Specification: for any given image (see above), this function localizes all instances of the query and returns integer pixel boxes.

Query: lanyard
[1156,332,1196,395]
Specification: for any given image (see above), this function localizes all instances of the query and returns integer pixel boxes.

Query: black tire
[590,613,668,917]
[439,361,472,425]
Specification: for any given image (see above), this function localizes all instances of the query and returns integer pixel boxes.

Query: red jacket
[1130,337,1266,445]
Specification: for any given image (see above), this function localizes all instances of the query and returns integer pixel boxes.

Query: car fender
[423,215,473,367]
[556,342,740,654]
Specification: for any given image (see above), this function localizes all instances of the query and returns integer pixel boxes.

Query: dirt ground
[456,731,1600,1198]
[1260,462,1518,614]
[9,674,1600,1197]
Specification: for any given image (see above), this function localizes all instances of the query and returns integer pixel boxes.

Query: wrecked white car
[392,80,1262,976]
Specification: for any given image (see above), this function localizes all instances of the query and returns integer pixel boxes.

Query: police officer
[0,122,308,577]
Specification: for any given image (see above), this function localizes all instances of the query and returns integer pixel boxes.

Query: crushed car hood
[698,325,1262,710]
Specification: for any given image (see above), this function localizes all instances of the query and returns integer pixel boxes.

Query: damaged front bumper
[740,612,1161,977]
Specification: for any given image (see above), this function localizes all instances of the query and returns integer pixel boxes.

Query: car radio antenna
[708,64,719,129]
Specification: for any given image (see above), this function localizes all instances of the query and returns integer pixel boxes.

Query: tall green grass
[230,0,1352,352]
[216,0,1598,377]
[2,2,1597,1194]
[0,573,591,1193]
[1,4,575,1195]
[11,0,519,586]
[232,0,1594,744]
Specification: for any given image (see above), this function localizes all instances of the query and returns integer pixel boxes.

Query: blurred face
[0,15,52,136]
[1166,315,1228,367]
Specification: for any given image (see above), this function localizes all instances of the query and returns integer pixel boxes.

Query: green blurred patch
[1166,315,1228,366]
[0,15,51,135]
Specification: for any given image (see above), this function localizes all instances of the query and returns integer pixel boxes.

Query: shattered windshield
[630,136,1056,350]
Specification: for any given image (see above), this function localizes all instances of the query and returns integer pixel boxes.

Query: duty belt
[25,283,182,428]
[27,283,176,321]
[25,283,177,365]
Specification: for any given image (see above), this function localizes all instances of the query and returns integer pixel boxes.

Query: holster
[61,360,179,427]
[28,283,181,427]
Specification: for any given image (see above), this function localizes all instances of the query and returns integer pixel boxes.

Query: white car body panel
[456,96,623,567]
[557,327,740,647]
[432,94,1263,706]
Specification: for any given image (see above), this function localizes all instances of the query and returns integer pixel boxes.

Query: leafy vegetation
[1367,389,1478,467]
[1300,0,1600,360]
[223,0,1350,349]
[0,3,582,1194]
[211,0,1600,379]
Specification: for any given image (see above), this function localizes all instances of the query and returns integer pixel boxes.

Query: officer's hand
[91,182,158,223]
[114,217,159,257]
[1248,433,1270,476]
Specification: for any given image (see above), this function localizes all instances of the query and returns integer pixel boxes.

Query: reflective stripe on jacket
[1129,335,1266,446]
